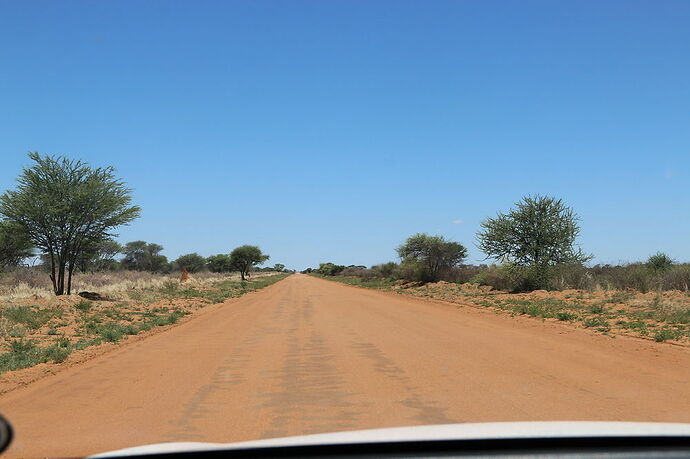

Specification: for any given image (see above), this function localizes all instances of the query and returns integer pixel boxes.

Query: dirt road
[2,274,690,457]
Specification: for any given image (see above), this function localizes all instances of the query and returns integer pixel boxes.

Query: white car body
[90,422,690,457]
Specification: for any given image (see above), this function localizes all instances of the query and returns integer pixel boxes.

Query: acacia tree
[229,245,269,280]
[120,241,168,272]
[646,252,674,273]
[477,195,590,289]
[175,253,206,273]
[397,233,467,282]
[0,153,140,295]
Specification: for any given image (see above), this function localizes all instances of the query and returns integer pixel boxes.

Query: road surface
[2,274,690,457]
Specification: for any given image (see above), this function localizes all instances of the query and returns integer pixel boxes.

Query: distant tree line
[306,195,690,292]
[0,153,282,295]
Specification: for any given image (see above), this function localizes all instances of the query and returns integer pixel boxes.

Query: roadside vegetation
[308,195,690,345]
[0,272,288,374]
[0,153,291,375]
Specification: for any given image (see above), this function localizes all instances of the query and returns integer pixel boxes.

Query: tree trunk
[66,260,75,295]
[55,260,66,295]
[49,251,57,295]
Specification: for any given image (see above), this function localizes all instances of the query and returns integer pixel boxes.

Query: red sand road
[1,274,690,458]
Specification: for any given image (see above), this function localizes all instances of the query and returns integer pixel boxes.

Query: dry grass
[0,268,248,303]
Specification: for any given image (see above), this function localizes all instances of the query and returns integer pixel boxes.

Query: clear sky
[1,0,689,270]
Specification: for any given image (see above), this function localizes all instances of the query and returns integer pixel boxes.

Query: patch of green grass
[556,311,578,321]
[588,303,607,314]
[80,315,128,343]
[122,324,139,335]
[74,300,93,312]
[0,340,44,373]
[653,327,682,342]
[43,337,72,363]
[74,338,102,350]
[619,319,648,333]
[653,308,690,325]
[127,290,149,302]
[476,300,496,308]
[102,306,129,320]
[583,315,609,329]
[514,302,554,318]
[140,310,188,329]
[7,325,28,338]
[96,322,126,343]
[502,298,572,319]
[2,306,62,330]
[80,315,104,335]
[0,337,73,374]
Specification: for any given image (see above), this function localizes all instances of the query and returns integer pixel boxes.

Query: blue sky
[1,0,689,270]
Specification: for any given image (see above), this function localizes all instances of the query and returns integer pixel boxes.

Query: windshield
[1,1,689,458]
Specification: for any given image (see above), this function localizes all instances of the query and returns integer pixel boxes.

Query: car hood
[90,421,690,457]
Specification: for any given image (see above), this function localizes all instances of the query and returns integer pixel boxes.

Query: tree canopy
[646,252,674,273]
[206,254,234,273]
[175,253,206,273]
[477,195,590,289]
[0,153,140,294]
[121,241,168,272]
[229,245,269,280]
[397,233,467,282]
[317,262,345,276]
[0,220,34,269]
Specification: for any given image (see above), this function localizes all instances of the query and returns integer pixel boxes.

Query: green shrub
[620,320,648,334]
[122,324,139,335]
[583,316,609,330]
[549,263,593,291]
[174,253,207,273]
[98,323,125,342]
[470,264,523,292]
[556,311,577,321]
[371,262,398,278]
[74,300,93,312]
[2,306,60,330]
[43,337,72,363]
[317,262,346,276]
[74,338,102,350]
[659,265,690,291]
[588,303,606,314]
[653,328,681,342]
[646,252,674,273]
